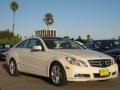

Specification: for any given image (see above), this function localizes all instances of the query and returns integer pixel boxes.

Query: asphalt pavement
[0,60,120,90]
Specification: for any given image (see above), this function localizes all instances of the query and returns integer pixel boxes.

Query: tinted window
[85,40,120,52]
[16,40,29,48]
[27,39,42,48]
[94,41,113,49]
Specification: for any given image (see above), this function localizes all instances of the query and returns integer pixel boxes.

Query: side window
[27,39,42,48]
[16,40,29,48]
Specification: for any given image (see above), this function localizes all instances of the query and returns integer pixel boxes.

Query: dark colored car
[104,47,120,67]
[85,40,120,52]
[0,44,12,60]
[85,40,120,68]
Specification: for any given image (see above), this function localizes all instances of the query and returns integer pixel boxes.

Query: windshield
[85,40,120,49]
[42,37,85,49]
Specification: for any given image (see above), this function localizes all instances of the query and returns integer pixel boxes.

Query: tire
[49,62,67,86]
[9,59,19,76]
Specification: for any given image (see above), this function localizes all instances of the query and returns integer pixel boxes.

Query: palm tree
[10,1,19,33]
[87,34,92,41]
[43,13,54,30]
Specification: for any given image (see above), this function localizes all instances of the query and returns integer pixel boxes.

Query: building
[35,29,56,37]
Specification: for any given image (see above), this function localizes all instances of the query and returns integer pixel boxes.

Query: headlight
[66,57,88,67]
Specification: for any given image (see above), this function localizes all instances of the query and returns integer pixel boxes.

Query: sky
[0,0,120,39]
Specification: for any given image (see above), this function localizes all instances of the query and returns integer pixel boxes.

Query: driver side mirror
[32,45,42,51]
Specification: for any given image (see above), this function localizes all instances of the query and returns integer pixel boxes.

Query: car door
[22,38,50,76]
[15,39,30,71]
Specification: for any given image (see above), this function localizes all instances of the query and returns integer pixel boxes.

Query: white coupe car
[6,37,118,86]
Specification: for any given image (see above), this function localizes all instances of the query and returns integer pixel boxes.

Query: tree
[0,30,22,45]
[87,34,92,41]
[10,1,19,33]
[43,13,54,30]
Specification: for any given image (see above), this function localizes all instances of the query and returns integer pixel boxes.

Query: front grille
[88,59,112,68]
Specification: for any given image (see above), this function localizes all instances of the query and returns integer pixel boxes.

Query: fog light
[74,74,90,78]
[112,71,116,75]
[65,66,70,70]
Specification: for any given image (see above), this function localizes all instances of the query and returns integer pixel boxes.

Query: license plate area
[99,69,109,76]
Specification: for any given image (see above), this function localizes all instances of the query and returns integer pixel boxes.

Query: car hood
[49,49,112,60]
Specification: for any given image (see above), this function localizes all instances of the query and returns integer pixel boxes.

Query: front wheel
[49,62,67,86]
[9,59,19,76]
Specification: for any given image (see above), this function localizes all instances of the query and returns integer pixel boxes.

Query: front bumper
[65,64,118,81]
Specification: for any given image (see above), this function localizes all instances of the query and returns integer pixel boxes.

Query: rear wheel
[49,62,67,86]
[9,59,19,76]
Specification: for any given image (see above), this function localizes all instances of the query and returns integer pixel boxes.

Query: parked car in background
[0,44,12,60]
[85,40,120,52]
[6,37,118,86]
[85,40,120,68]
[104,47,120,67]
